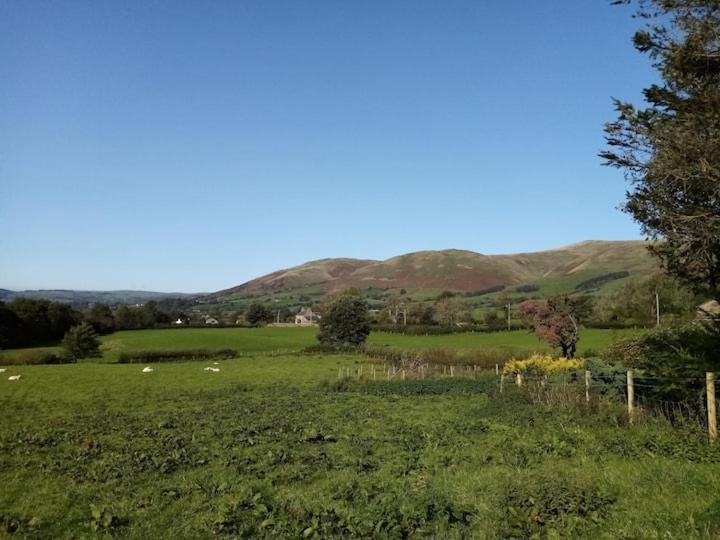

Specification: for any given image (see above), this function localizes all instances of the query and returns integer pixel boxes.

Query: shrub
[62,322,101,360]
[245,302,273,325]
[318,294,370,347]
[0,350,70,365]
[603,324,719,406]
[503,354,584,377]
[604,324,720,373]
[116,349,237,363]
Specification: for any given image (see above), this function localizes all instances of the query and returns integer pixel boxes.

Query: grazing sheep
[0,368,6,373]
[213,362,220,365]
[8,375,21,381]
[204,367,220,372]
[142,366,153,373]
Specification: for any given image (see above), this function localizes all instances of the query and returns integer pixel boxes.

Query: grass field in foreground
[1,327,644,364]
[0,356,718,538]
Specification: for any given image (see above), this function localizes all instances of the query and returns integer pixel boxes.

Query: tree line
[0,298,193,349]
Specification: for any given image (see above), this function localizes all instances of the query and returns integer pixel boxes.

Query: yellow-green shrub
[503,353,584,377]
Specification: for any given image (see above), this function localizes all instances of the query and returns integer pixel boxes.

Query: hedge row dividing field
[1,350,719,538]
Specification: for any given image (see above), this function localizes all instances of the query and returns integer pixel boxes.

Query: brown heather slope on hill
[209,241,658,301]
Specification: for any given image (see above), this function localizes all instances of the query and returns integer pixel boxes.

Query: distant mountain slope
[210,240,657,301]
[0,289,200,305]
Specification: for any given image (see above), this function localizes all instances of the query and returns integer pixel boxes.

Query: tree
[408,303,436,325]
[601,0,720,300]
[318,293,370,347]
[84,304,115,334]
[484,309,506,331]
[435,298,462,326]
[114,305,141,329]
[245,302,273,325]
[593,273,700,325]
[62,322,101,360]
[7,298,80,346]
[518,296,592,357]
[0,302,22,348]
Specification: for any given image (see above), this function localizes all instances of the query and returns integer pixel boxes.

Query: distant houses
[204,315,219,326]
[295,307,320,326]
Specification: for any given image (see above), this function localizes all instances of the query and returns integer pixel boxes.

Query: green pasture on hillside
[1,355,719,538]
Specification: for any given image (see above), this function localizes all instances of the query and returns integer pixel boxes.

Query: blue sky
[0,1,655,292]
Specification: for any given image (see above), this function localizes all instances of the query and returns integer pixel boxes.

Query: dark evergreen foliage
[318,294,371,347]
[602,0,720,299]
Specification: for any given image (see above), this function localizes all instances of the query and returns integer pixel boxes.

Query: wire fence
[337,362,720,443]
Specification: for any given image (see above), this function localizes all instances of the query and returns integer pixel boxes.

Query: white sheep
[0,368,7,373]
[142,366,153,373]
[204,367,220,372]
[8,375,21,381]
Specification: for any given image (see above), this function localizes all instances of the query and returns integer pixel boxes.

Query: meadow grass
[1,327,640,365]
[1,350,719,538]
[368,327,641,355]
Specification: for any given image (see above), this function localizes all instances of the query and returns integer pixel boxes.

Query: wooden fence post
[495,364,499,376]
[707,372,717,443]
[627,370,635,423]
[585,370,591,403]
[500,373,504,393]
[402,369,406,381]
[450,365,454,378]
[516,373,523,386]
[338,367,342,379]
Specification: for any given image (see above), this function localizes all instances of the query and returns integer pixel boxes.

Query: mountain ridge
[210,240,657,300]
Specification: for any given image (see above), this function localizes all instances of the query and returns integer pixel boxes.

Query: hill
[0,289,200,305]
[208,240,658,307]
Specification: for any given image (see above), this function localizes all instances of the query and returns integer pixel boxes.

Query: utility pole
[655,290,660,327]
[506,304,511,331]
[277,310,280,324]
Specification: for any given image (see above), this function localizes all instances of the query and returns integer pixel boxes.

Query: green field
[2,326,645,364]
[2,327,717,538]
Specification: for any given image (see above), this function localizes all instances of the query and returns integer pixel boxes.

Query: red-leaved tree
[518,296,592,358]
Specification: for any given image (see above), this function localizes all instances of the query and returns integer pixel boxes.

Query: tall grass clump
[363,345,524,369]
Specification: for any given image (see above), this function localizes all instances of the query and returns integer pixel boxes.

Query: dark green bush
[318,295,370,347]
[116,348,237,363]
[604,324,720,411]
[62,322,101,360]
[604,324,720,373]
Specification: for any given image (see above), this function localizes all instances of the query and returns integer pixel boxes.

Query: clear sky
[0,1,656,292]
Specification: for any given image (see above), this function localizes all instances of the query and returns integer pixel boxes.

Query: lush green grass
[1,327,319,364]
[368,328,642,356]
[1,355,718,538]
[1,327,641,365]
